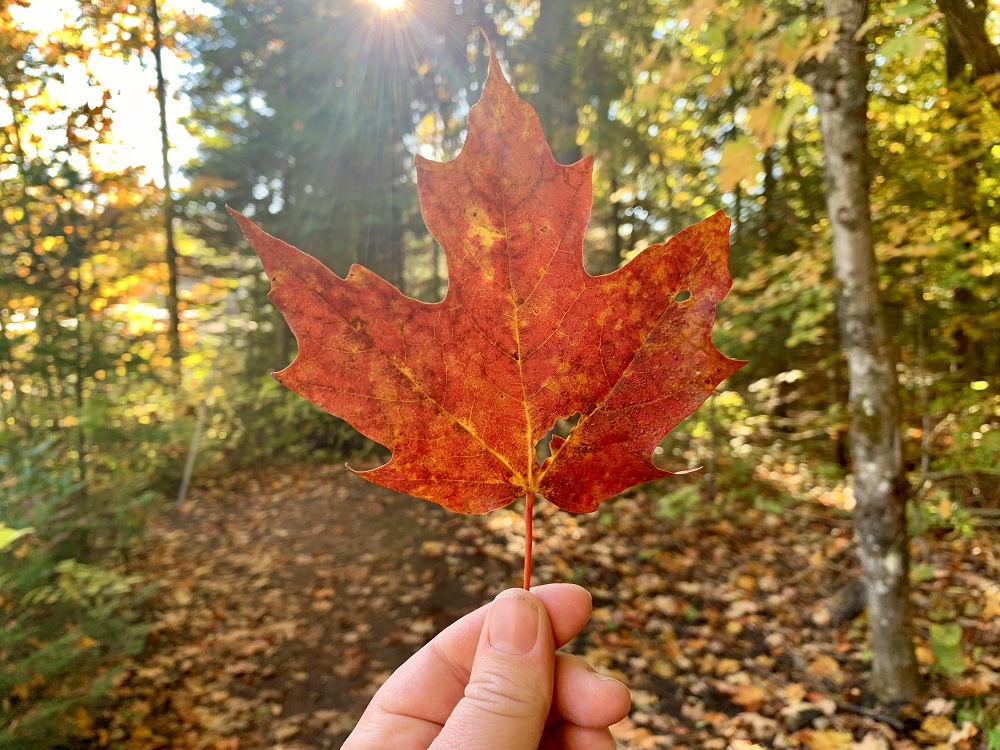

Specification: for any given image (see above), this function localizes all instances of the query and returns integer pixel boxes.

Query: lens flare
[369,0,404,11]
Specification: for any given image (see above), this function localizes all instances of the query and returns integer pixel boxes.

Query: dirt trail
[118,463,512,750]
[111,462,1000,750]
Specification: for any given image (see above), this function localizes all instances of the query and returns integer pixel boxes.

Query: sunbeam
[369,0,405,11]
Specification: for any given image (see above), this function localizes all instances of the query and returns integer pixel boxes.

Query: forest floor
[103,461,1000,750]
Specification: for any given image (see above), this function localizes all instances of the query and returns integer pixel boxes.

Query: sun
[369,0,405,11]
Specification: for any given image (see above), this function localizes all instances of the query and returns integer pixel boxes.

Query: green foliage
[211,376,375,468]
[23,560,143,609]
[654,484,702,520]
[911,488,979,540]
[0,439,151,749]
[0,525,33,551]
[956,696,1000,749]
[935,387,1000,472]
[929,623,967,677]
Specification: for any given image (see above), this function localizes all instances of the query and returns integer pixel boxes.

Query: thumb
[431,589,555,750]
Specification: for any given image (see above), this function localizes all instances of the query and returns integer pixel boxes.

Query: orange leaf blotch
[232,49,744,516]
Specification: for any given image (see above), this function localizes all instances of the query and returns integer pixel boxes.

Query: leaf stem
[522,493,533,590]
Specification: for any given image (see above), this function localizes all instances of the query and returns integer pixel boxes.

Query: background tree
[151,0,182,380]
[809,0,920,702]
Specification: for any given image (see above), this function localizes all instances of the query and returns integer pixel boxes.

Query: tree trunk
[762,147,778,247]
[811,0,920,704]
[2,64,38,252]
[704,394,718,503]
[607,175,625,275]
[73,258,88,492]
[733,182,743,247]
[525,0,582,165]
[151,0,182,380]
[785,123,819,228]
[916,302,931,485]
[937,0,1000,109]
[944,1,988,380]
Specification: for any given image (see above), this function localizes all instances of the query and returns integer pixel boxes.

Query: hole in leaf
[534,414,580,465]
[675,290,691,303]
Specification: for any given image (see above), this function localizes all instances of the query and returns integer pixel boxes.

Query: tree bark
[811,0,920,704]
[937,0,1000,76]
[937,0,1000,109]
[151,0,182,379]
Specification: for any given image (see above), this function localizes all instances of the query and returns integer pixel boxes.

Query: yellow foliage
[718,137,759,192]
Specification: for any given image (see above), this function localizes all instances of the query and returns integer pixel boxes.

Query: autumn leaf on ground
[230,48,743,575]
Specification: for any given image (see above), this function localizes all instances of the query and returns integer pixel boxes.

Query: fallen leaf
[610,716,663,749]
[273,719,301,742]
[851,734,889,750]
[802,729,854,750]
[948,721,979,744]
[716,657,742,675]
[811,605,832,626]
[631,690,661,711]
[808,654,843,679]
[981,588,1000,620]
[920,714,956,739]
[915,644,935,666]
[740,711,779,737]
[730,683,767,712]
[726,599,758,618]
[923,697,955,715]
[652,659,676,678]
[781,683,807,702]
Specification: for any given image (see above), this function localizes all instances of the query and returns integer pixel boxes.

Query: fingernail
[595,672,626,684]
[487,592,539,655]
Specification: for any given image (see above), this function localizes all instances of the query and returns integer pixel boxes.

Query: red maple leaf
[231,52,743,582]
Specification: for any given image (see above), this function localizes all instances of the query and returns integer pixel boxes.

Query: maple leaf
[230,52,743,521]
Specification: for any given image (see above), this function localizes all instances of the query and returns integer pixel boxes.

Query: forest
[1,0,998,748]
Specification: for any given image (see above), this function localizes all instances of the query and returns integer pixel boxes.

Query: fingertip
[530,582,591,604]
[529,584,593,647]
[593,673,631,724]
[554,654,631,728]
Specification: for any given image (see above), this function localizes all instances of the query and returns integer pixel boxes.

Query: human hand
[344,583,631,749]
